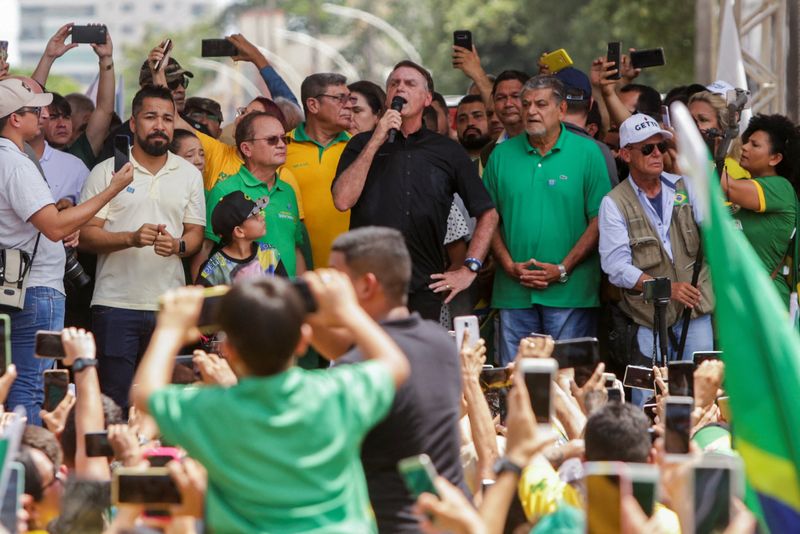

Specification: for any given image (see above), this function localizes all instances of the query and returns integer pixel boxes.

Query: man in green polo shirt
[203,112,304,277]
[484,75,610,365]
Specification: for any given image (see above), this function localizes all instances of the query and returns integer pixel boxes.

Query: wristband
[72,358,98,373]
[464,257,482,273]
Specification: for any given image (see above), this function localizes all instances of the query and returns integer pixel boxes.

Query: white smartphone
[664,396,694,460]
[454,315,480,353]
[518,358,557,425]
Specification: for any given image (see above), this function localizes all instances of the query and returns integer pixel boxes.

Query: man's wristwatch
[464,257,483,273]
[493,457,524,477]
[72,358,98,373]
[557,264,569,284]
[177,239,186,257]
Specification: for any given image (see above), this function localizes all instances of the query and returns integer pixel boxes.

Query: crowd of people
[1,19,798,533]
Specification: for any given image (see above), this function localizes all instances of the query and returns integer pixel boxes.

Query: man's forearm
[602,87,632,129]
[332,139,382,211]
[33,185,122,243]
[479,472,519,534]
[85,56,116,155]
[465,209,499,262]
[562,218,599,273]
[131,328,183,414]
[490,227,514,273]
[31,55,55,87]
[79,225,134,254]
[464,379,500,482]
[74,367,111,480]
[181,225,205,257]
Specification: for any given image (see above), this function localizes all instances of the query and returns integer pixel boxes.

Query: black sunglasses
[244,135,291,146]
[631,141,669,156]
[167,77,190,90]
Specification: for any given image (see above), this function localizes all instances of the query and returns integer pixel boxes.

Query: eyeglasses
[14,106,41,117]
[167,76,190,90]
[630,141,669,156]
[244,135,291,146]
[315,93,357,105]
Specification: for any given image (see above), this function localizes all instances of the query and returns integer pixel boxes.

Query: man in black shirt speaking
[332,60,498,320]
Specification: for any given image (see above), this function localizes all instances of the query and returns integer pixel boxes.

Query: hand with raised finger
[39,390,75,436]
[570,362,606,415]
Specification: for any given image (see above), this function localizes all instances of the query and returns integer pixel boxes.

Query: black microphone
[388,96,406,144]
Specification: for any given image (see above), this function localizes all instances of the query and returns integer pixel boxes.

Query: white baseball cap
[619,113,673,148]
[0,78,52,119]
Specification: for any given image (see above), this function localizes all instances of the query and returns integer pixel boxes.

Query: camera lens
[64,247,91,288]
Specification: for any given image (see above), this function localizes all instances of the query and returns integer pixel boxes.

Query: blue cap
[555,67,592,100]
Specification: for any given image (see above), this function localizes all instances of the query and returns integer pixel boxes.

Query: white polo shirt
[81,152,205,311]
[39,141,90,205]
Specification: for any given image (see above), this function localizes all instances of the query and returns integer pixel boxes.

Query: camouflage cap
[139,57,194,87]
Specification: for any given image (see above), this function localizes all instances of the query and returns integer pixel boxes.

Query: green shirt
[731,175,797,305]
[205,165,303,276]
[483,126,610,308]
[149,360,395,534]
[66,131,96,169]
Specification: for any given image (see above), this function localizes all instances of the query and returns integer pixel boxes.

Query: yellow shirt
[285,123,351,268]
[726,156,751,180]
[196,131,305,218]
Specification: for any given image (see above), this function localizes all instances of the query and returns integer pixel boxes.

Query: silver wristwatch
[557,264,569,284]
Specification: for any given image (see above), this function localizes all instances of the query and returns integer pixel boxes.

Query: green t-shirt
[66,131,96,169]
[149,360,395,533]
[483,125,610,308]
[731,175,797,304]
[205,165,303,276]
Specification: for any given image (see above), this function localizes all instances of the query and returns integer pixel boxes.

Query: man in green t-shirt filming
[131,272,409,533]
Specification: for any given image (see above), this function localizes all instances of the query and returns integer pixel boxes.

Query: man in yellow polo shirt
[285,73,353,268]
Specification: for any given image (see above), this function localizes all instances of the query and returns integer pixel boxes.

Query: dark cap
[211,191,269,241]
[184,97,223,123]
[139,57,194,87]
[555,67,591,100]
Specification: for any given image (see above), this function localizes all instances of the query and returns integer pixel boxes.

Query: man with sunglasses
[599,113,714,405]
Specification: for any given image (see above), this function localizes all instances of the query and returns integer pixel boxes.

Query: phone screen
[201,39,238,58]
[694,467,731,533]
[606,388,622,403]
[586,473,622,533]
[665,401,692,454]
[623,365,654,390]
[524,370,551,424]
[693,351,722,365]
[197,288,227,332]
[630,48,666,69]
[632,479,656,517]
[668,361,695,397]
[552,337,599,369]
[397,455,438,498]
[35,331,66,359]
[0,315,9,375]
[85,432,114,457]
[43,370,69,412]
[116,473,181,504]
[479,367,512,390]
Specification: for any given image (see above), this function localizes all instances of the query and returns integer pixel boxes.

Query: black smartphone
[623,365,655,390]
[606,387,622,403]
[113,135,130,173]
[520,359,556,424]
[479,366,512,390]
[34,330,66,359]
[196,286,229,333]
[630,47,666,69]
[290,278,318,314]
[71,24,107,45]
[172,354,198,385]
[43,369,69,412]
[603,372,616,388]
[0,314,10,376]
[693,351,722,366]
[85,432,115,457]
[668,360,695,397]
[147,455,174,468]
[551,337,599,369]
[606,41,622,80]
[201,39,238,58]
[664,396,693,457]
[113,468,181,505]
[643,403,658,423]
[453,30,473,51]
[153,39,172,72]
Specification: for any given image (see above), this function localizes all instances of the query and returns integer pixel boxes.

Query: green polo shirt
[205,165,303,276]
[484,125,610,309]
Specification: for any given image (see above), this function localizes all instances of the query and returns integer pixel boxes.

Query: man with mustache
[455,95,492,160]
[78,85,206,411]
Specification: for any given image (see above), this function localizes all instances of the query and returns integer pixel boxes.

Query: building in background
[16,0,219,85]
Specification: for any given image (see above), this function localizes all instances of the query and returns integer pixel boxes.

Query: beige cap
[0,78,53,118]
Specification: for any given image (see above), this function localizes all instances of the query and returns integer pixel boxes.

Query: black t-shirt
[337,313,466,533]
[334,127,495,293]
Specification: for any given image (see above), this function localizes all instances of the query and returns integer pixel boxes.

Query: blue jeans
[92,306,156,412]
[630,314,714,406]
[3,287,65,424]
[498,306,598,366]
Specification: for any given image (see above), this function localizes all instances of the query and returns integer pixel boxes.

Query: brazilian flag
[673,103,800,532]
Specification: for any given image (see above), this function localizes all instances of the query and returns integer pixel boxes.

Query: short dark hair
[23,425,63,468]
[620,83,662,118]
[390,60,434,93]
[170,128,198,153]
[743,113,800,184]
[492,70,530,96]
[586,101,603,140]
[348,80,386,116]
[0,115,10,132]
[331,227,411,304]
[234,112,285,160]
[664,84,707,107]
[218,278,306,376]
[250,96,288,131]
[585,403,651,463]
[300,73,348,114]
[565,87,591,116]
[457,94,484,109]
[48,93,71,117]
[131,84,175,117]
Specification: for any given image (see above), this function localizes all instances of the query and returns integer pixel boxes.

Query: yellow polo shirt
[196,131,305,218]
[285,123,350,268]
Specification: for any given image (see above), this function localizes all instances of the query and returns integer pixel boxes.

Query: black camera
[64,247,91,288]
[642,277,671,303]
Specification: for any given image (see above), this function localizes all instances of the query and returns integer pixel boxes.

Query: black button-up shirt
[334,126,494,292]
